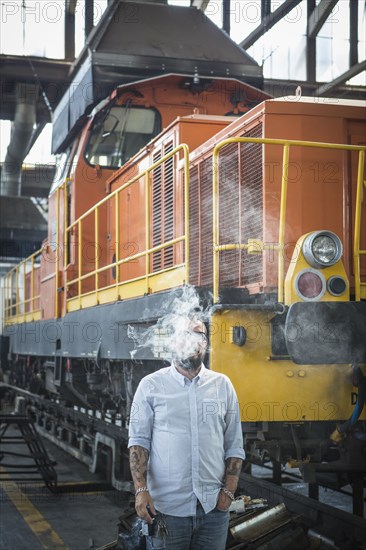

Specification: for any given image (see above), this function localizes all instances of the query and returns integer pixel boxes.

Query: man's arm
[216,457,243,510]
[217,380,245,510]
[129,445,156,524]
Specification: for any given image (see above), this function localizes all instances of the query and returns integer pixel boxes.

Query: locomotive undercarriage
[6,350,366,490]
[7,353,159,415]
[244,420,366,487]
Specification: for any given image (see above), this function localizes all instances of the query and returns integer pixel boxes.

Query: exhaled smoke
[128,285,212,362]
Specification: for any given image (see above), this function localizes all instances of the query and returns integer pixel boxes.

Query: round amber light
[295,269,326,301]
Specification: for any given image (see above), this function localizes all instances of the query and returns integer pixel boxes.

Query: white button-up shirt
[128,364,245,516]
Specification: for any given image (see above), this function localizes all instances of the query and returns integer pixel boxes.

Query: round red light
[296,271,324,299]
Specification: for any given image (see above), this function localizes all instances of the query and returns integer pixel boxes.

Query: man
[128,316,244,549]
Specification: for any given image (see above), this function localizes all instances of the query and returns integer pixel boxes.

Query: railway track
[1,383,365,549]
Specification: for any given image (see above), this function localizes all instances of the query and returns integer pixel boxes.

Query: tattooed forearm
[223,457,243,493]
[225,457,243,478]
[129,445,149,488]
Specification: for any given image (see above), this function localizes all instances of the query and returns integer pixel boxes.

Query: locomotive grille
[152,150,162,271]
[189,124,263,290]
[189,158,213,286]
[189,164,199,283]
[218,141,241,287]
[152,142,174,272]
[239,126,263,286]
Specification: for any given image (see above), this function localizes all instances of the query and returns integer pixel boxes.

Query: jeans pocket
[146,535,166,549]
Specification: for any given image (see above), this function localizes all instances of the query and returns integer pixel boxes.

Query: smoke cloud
[127,285,212,362]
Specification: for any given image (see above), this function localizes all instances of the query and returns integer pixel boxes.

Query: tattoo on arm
[221,457,243,496]
[225,457,243,478]
[129,445,149,488]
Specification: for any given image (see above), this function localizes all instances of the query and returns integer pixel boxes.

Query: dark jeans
[146,504,229,550]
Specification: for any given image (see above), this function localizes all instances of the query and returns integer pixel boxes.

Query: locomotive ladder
[0,414,57,491]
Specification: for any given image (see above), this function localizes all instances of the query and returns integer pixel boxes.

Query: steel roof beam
[239,0,302,50]
[306,0,316,83]
[307,0,339,39]
[0,55,71,82]
[315,60,366,96]
[263,77,365,100]
[85,0,94,40]
[350,0,358,66]
[261,0,271,19]
[223,0,231,35]
[65,0,77,14]
[0,164,55,198]
[65,0,77,60]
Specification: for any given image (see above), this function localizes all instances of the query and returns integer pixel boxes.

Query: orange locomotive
[2,73,366,475]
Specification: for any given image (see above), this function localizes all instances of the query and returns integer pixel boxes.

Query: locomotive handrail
[212,137,366,304]
[353,149,366,301]
[2,247,42,324]
[65,144,190,310]
[3,137,365,323]
[55,183,61,319]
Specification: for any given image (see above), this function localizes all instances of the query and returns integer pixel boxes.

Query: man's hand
[216,489,232,512]
[135,491,156,524]
[129,445,156,522]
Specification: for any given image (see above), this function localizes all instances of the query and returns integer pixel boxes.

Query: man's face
[175,319,208,371]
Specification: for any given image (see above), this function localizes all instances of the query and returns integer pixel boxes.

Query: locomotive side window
[85,105,161,169]
[49,147,72,194]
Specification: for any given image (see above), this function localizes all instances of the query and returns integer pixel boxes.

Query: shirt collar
[170,363,206,386]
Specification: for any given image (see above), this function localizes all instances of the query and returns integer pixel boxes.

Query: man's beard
[177,355,202,371]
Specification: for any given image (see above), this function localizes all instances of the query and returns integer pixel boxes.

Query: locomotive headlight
[302,231,342,268]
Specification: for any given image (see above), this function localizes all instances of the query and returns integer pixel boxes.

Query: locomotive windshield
[85,104,161,169]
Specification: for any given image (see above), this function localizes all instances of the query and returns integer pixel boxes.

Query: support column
[64,0,76,60]
[306,0,316,83]
[223,0,231,35]
[349,0,358,67]
[261,0,271,19]
[85,0,94,40]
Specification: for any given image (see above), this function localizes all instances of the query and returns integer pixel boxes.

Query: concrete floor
[0,425,133,550]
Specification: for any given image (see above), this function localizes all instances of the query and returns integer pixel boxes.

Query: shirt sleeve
[223,379,245,461]
[128,378,154,451]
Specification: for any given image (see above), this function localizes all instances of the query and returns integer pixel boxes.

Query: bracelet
[135,486,149,497]
[221,487,235,501]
